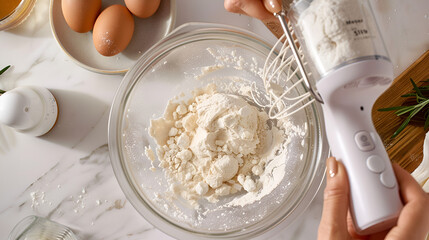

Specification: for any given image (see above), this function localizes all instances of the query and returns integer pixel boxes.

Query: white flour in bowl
[123,45,315,230]
[148,84,290,207]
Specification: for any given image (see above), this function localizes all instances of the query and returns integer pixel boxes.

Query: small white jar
[0,86,58,136]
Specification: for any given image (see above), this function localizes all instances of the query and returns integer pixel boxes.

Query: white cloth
[411,131,429,192]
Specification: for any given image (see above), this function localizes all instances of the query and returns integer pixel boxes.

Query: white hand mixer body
[317,58,402,234]
[262,0,404,235]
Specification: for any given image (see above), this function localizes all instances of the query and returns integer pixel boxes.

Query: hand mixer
[262,0,403,235]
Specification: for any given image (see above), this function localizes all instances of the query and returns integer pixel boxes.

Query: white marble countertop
[0,0,428,239]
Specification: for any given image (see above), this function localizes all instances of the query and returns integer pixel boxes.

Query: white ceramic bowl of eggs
[49,0,176,74]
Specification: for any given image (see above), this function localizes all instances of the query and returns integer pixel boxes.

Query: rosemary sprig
[0,65,10,76]
[378,78,429,138]
[0,65,10,95]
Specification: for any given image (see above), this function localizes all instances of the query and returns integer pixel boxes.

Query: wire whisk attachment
[251,22,317,119]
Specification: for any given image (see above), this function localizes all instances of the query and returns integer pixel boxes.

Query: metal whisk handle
[275,11,324,103]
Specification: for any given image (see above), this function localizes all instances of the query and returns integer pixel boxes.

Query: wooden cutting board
[372,50,429,173]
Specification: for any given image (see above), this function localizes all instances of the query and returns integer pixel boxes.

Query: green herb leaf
[0,65,10,76]
[378,106,408,111]
[410,78,424,98]
[400,93,417,98]
[380,78,429,138]
[424,111,429,130]
[0,65,11,95]
[392,115,411,138]
[395,107,415,116]
[392,103,425,137]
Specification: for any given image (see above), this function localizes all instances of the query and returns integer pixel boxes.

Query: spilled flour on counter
[147,84,291,207]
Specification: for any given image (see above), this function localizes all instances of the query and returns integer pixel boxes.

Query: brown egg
[124,0,161,18]
[92,5,135,57]
[62,0,101,33]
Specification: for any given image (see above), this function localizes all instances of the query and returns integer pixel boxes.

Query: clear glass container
[289,0,390,78]
[108,23,329,239]
[8,215,79,240]
[0,0,36,31]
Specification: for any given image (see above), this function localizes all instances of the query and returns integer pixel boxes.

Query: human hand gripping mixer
[264,0,403,235]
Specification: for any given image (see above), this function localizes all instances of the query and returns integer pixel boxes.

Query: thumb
[318,157,351,240]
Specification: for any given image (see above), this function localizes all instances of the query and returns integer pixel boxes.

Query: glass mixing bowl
[108,23,329,239]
